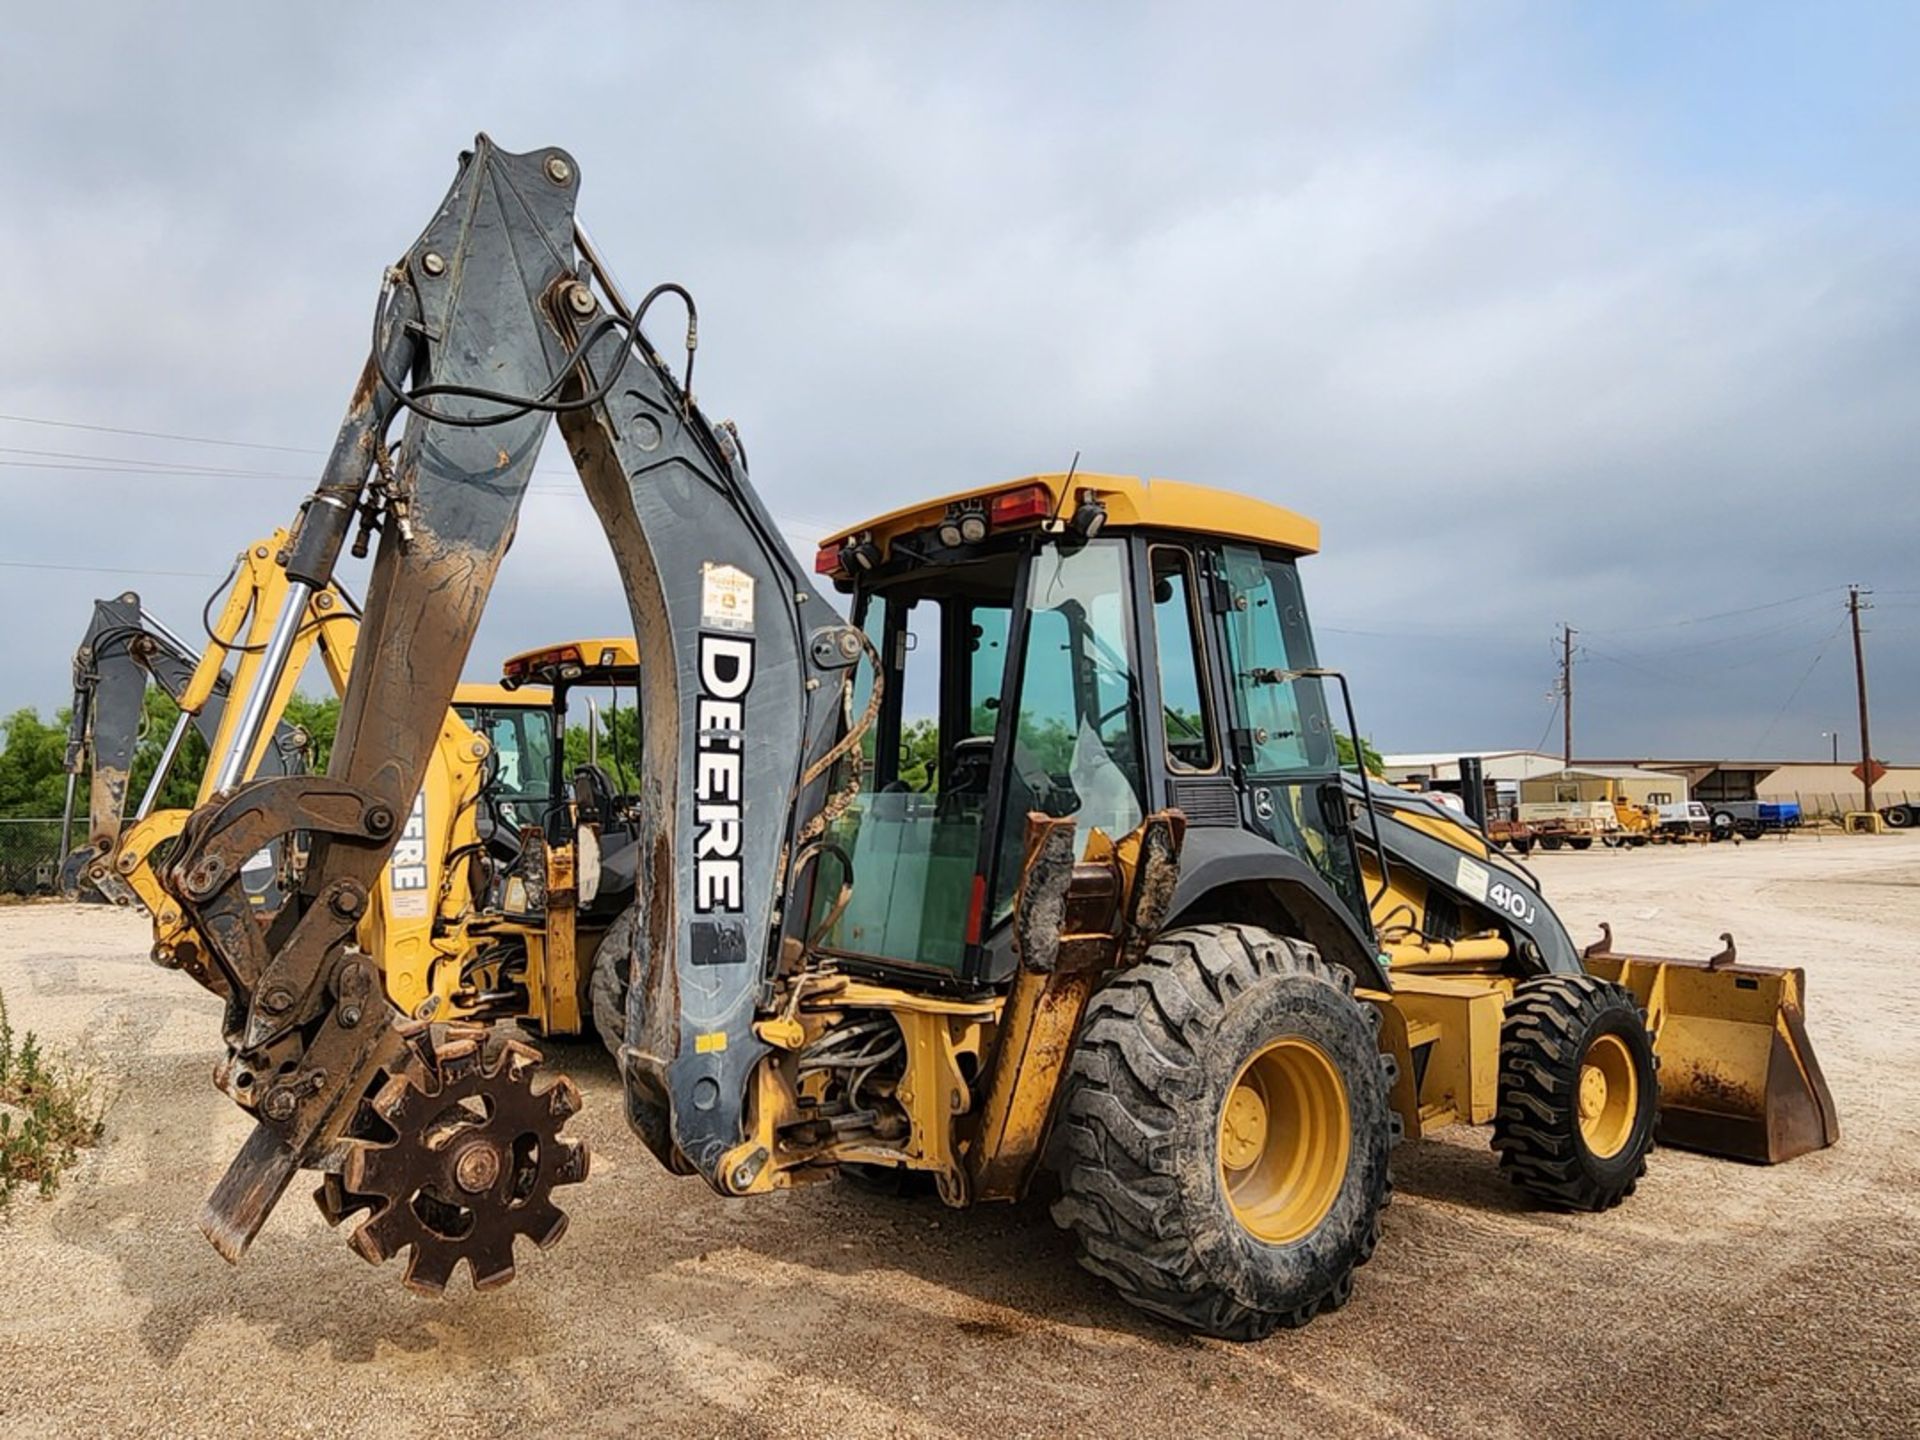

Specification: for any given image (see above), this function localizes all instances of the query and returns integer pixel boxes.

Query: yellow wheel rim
[1577,1032,1638,1159]
[1218,1037,1350,1245]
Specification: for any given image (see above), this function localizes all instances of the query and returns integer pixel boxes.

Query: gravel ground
[1,834,1917,1438]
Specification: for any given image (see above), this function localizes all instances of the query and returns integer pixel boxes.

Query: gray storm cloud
[2,2,1914,759]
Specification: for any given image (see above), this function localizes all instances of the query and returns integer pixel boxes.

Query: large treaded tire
[1492,974,1658,1211]
[589,906,639,1060]
[1049,924,1396,1340]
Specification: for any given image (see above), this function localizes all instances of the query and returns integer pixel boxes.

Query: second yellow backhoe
[72,531,617,1039]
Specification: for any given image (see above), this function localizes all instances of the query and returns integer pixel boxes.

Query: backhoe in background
[146,138,1836,1338]
[60,584,307,907]
[59,531,624,1042]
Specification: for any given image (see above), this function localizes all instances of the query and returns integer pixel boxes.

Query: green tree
[0,686,350,824]
[562,702,641,792]
[898,717,939,790]
[126,690,209,813]
[282,694,340,773]
[1336,731,1384,776]
[0,709,71,817]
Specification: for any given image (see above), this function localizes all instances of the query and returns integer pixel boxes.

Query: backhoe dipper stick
[167,137,586,1265]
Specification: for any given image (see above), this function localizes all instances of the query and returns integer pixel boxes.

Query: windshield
[810,539,1146,976]
[455,703,557,830]
[988,540,1145,920]
[810,560,1012,974]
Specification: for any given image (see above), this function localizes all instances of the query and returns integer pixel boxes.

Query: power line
[1747,619,1848,754]
[1584,609,1833,663]
[0,424,843,534]
[0,558,222,579]
[0,411,322,455]
[1582,627,1840,685]
[1581,587,1845,635]
[0,456,313,482]
[1533,694,1563,755]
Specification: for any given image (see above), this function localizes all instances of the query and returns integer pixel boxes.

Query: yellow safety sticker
[695,1031,729,1054]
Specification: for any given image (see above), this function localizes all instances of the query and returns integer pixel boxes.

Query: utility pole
[1849,586,1874,812]
[1560,623,1575,766]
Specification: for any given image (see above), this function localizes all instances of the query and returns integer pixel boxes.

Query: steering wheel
[907,752,938,793]
[1009,737,1076,815]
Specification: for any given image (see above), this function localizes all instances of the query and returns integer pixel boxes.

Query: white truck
[1652,800,1711,841]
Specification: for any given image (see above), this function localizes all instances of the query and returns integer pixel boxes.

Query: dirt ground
[1,835,1916,1438]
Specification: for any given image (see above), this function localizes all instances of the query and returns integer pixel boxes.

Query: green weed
[0,988,105,1205]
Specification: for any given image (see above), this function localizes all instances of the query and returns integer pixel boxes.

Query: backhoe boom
[163,137,858,1281]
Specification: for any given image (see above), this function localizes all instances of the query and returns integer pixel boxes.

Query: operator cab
[451,682,556,839]
[496,637,645,920]
[811,473,1371,989]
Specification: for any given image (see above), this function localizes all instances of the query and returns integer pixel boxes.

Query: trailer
[1708,799,1802,841]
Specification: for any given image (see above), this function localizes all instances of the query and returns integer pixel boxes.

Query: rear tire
[1885,805,1913,829]
[589,906,638,1060]
[1569,837,1594,851]
[1492,975,1657,1211]
[1050,924,1396,1339]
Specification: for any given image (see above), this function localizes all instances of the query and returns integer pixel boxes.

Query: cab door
[1210,543,1368,929]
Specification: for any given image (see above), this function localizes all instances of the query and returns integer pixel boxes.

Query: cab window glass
[991,540,1146,917]
[1218,544,1335,775]
[1150,547,1215,772]
[966,605,1008,737]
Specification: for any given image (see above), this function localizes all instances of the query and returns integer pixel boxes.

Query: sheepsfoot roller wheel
[1492,975,1658,1210]
[1050,924,1396,1340]
[317,1024,590,1295]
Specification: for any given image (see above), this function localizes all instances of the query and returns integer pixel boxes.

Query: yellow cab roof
[453,680,550,707]
[820,472,1320,557]
[498,637,642,686]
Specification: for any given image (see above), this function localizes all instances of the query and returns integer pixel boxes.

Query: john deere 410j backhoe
[150,138,1836,1338]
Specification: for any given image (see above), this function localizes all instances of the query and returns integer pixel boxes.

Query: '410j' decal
[1486,880,1538,928]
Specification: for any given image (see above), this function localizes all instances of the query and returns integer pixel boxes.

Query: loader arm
[162,137,859,1280]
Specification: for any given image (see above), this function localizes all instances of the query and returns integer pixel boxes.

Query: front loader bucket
[1584,943,1839,1163]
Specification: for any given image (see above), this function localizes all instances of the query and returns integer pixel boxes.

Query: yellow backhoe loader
[87,531,608,1039]
[144,139,1836,1338]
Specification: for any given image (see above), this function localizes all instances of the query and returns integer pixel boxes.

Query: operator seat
[572,763,620,830]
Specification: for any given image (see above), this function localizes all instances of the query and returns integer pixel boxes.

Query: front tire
[1492,975,1657,1210]
[1050,924,1395,1339]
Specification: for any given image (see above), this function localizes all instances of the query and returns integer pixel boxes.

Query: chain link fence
[0,819,66,896]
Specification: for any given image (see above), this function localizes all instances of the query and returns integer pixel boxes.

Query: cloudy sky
[3,2,1915,763]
